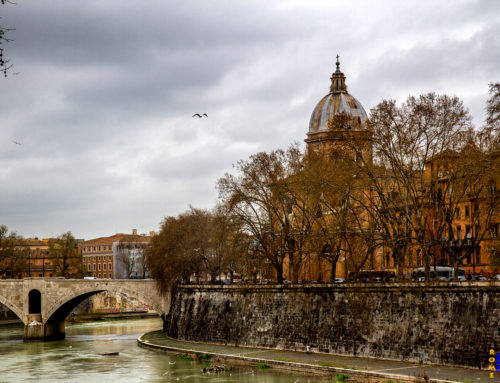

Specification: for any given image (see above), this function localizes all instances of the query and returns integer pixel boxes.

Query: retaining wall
[165,282,499,369]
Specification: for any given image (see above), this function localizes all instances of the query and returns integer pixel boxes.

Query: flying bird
[192,113,208,118]
[12,140,22,146]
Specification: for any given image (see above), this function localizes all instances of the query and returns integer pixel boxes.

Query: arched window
[28,289,41,314]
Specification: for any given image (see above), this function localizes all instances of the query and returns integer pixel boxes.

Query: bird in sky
[192,113,208,118]
[12,140,22,145]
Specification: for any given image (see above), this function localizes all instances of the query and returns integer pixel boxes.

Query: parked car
[492,274,500,281]
[334,278,346,284]
[469,274,487,281]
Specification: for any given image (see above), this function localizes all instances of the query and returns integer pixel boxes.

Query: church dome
[308,57,368,134]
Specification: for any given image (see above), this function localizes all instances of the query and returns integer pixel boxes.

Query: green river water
[0,318,328,383]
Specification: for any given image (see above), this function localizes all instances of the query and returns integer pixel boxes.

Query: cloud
[1,0,499,238]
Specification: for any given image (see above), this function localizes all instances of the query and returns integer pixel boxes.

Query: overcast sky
[1,0,499,240]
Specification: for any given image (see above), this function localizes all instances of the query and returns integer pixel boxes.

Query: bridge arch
[44,283,165,326]
[0,294,25,324]
[28,289,42,314]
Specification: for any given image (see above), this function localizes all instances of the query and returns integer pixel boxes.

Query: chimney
[132,229,137,235]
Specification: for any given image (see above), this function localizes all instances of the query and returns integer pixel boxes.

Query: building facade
[79,229,151,279]
[295,58,499,281]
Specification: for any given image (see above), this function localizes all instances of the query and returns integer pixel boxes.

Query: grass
[257,363,270,370]
[197,353,212,360]
[335,373,349,382]
[178,354,194,361]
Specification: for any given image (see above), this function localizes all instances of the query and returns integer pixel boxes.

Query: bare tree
[0,0,14,77]
[351,93,474,279]
[218,145,306,283]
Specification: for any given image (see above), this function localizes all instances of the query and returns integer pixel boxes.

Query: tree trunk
[275,263,284,284]
[330,261,337,282]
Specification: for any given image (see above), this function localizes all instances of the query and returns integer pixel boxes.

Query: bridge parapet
[0,278,169,340]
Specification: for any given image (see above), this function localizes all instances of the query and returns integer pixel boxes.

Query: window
[88,264,91,271]
[98,274,101,278]
[108,263,112,270]
[475,248,481,264]
[457,226,462,240]
[490,224,498,238]
[466,225,472,239]
[108,255,112,260]
[489,181,497,195]
[103,263,107,270]
[456,207,461,220]
[98,256,101,261]
[98,264,101,271]
[465,206,470,218]
[93,264,96,271]
[473,202,479,216]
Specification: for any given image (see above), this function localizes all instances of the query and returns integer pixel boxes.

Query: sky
[1,0,499,240]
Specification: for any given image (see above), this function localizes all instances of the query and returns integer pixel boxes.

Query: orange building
[288,58,499,281]
[80,229,152,279]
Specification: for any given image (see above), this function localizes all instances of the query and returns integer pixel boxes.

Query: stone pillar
[24,314,44,340]
[43,320,65,340]
[23,314,65,341]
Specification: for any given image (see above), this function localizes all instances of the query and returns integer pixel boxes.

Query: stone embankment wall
[73,291,153,316]
[165,283,499,369]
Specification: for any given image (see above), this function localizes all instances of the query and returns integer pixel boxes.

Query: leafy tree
[0,225,27,278]
[48,232,85,277]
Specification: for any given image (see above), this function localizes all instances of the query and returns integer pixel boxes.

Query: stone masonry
[0,278,168,339]
[166,282,499,369]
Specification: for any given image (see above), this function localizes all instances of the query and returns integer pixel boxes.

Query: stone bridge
[0,278,170,340]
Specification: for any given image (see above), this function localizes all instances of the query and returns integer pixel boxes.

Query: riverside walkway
[138,331,494,383]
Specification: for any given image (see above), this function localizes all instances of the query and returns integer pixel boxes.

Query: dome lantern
[330,54,347,93]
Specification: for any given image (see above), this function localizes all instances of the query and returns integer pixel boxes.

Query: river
[0,318,328,383]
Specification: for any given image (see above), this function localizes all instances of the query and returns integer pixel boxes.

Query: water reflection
[0,318,327,383]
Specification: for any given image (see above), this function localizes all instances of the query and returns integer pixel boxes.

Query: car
[334,278,346,284]
[469,274,487,281]
[492,274,500,281]
[457,275,466,281]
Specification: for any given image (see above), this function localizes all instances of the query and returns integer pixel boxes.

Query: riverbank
[138,331,493,383]
[70,311,158,322]
[0,311,158,327]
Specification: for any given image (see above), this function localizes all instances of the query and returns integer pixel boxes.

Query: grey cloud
[1,0,499,239]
